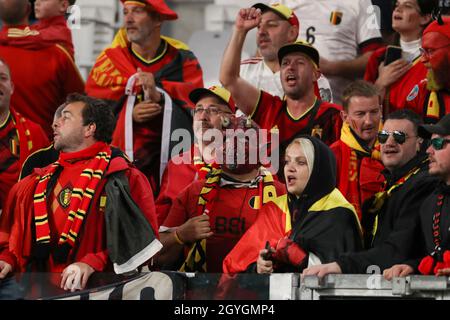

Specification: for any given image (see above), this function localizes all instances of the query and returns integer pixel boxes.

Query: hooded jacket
[223,135,362,273]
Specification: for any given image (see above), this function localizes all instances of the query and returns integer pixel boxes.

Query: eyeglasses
[430,137,450,150]
[419,44,450,58]
[378,130,415,144]
[192,106,232,117]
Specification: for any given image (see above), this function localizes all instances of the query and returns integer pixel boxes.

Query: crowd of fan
[0,0,449,293]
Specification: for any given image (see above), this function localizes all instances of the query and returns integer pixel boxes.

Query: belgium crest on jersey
[330,11,343,25]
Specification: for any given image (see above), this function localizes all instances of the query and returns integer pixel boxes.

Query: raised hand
[235,7,262,32]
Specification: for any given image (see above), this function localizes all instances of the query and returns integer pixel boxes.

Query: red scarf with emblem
[33,142,111,263]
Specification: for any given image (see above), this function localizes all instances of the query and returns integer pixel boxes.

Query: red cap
[423,16,450,39]
[121,0,178,21]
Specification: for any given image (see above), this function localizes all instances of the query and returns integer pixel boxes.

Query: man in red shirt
[220,7,342,150]
[0,94,160,292]
[405,16,450,123]
[330,80,385,221]
[155,85,234,226]
[156,116,285,273]
[0,58,49,212]
[85,0,203,194]
[0,0,85,138]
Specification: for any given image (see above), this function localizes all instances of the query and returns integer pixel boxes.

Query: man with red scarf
[405,16,450,123]
[0,0,85,138]
[0,58,49,212]
[156,116,285,273]
[330,81,385,221]
[155,85,235,226]
[0,94,161,292]
[85,0,203,194]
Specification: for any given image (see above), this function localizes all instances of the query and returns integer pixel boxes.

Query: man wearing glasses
[406,16,450,123]
[303,109,438,277]
[155,86,234,226]
[384,114,450,278]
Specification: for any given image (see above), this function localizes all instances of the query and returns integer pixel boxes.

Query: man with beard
[303,109,437,277]
[155,85,234,226]
[405,16,450,123]
[220,7,342,148]
[85,0,203,195]
[156,116,285,272]
[330,80,385,221]
[0,94,161,291]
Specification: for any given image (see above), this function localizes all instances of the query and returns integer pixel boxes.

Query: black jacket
[407,183,450,270]
[337,154,439,274]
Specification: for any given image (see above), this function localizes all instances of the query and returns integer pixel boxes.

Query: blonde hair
[286,137,315,178]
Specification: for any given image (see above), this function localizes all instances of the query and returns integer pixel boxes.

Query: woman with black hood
[223,135,363,273]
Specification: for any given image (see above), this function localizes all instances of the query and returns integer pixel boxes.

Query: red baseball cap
[121,0,178,21]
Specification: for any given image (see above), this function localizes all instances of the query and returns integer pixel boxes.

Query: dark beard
[427,59,450,91]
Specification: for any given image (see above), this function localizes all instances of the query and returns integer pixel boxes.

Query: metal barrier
[1,272,450,300]
[300,274,450,300]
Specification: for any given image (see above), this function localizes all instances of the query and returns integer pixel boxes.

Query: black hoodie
[223,136,363,273]
[286,135,363,269]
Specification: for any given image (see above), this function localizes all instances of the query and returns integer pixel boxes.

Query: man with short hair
[155,85,234,226]
[220,7,342,150]
[384,114,450,278]
[0,93,161,292]
[405,16,450,122]
[0,58,49,211]
[240,2,333,102]
[303,109,437,277]
[0,0,85,137]
[85,0,203,194]
[330,80,385,220]
[279,0,384,104]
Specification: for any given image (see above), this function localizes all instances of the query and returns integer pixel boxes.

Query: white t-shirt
[240,57,334,103]
[278,0,382,103]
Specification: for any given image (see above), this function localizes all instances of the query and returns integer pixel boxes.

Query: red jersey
[330,126,385,221]
[364,47,427,116]
[0,16,74,58]
[404,79,450,123]
[86,37,203,192]
[0,109,49,211]
[0,28,84,137]
[162,173,285,272]
[155,150,197,226]
[252,91,342,146]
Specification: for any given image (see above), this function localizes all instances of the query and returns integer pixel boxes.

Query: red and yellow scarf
[33,142,111,261]
[339,122,381,220]
[180,167,277,272]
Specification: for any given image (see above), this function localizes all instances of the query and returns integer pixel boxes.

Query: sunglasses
[377,130,412,144]
[430,137,450,150]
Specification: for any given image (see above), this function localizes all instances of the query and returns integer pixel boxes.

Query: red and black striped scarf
[33,142,111,262]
